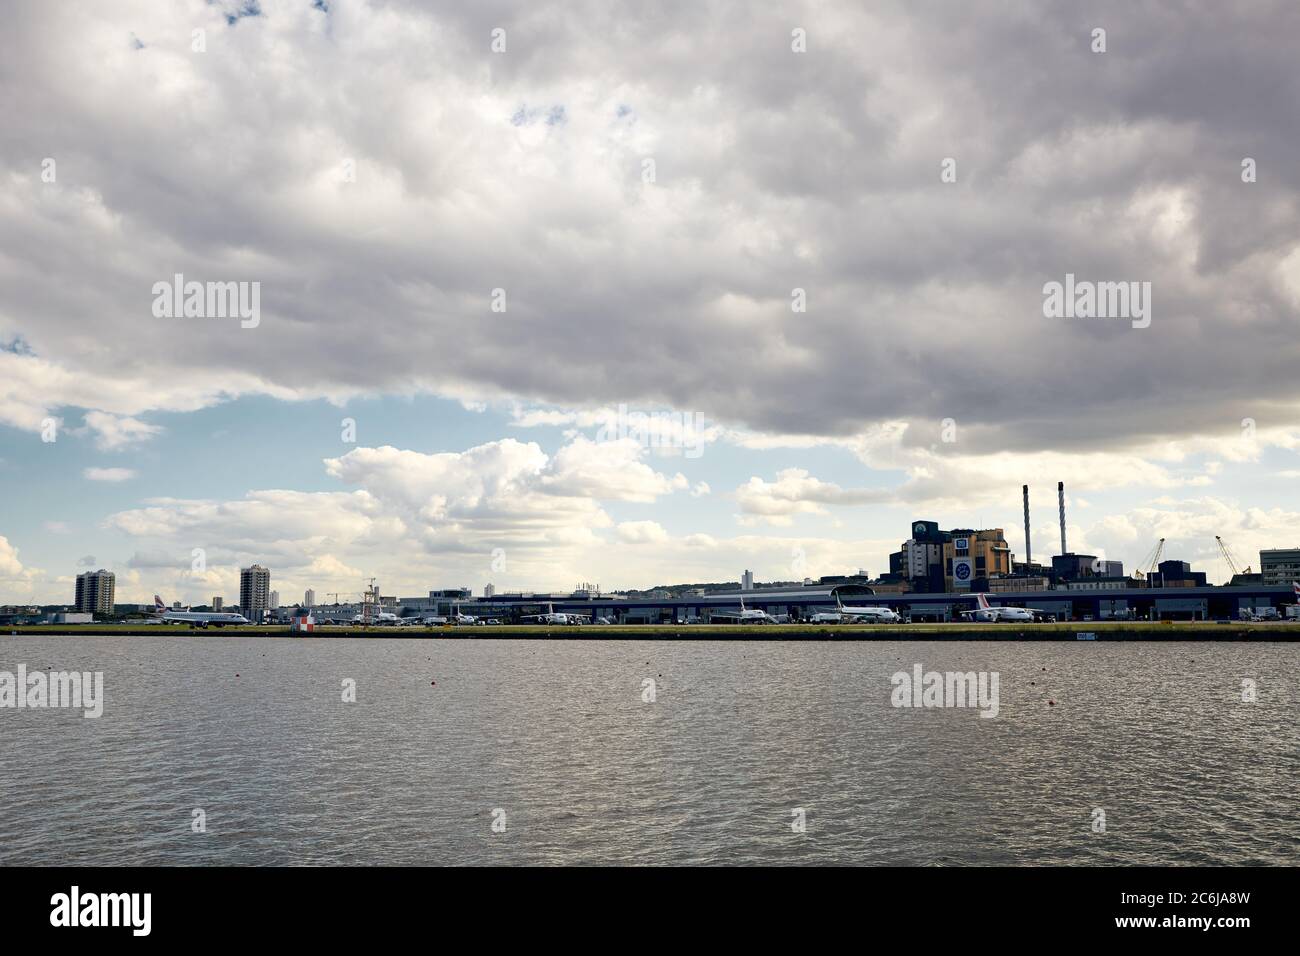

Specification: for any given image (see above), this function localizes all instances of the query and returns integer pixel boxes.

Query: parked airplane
[810,594,901,623]
[350,609,399,625]
[520,603,580,625]
[834,594,903,623]
[451,603,481,625]
[154,595,249,628]
[712,597,775,624]
[960,592,1035,623]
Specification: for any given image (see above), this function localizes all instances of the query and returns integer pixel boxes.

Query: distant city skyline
[3,1,1300,604]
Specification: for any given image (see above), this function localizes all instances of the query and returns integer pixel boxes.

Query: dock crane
[1215,536,1251,581]
[1134,538,1166,584]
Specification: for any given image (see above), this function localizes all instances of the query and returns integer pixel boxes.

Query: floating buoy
[1048,700,1055,706]
[430,680,436,686]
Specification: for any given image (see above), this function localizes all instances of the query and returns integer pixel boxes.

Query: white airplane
[811,595,900,623]
[832,594,902,623]
[520,603,579,625]
[960,592,1035,623]
[713,597,775,624]
[451,603,480,625]
[350,609,399,625]
[154,595,249,628]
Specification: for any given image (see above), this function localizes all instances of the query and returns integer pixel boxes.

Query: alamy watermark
[1042,273,1151,329]
[152,273,260,328]
[594,404,708,458]
[890,663,999,718]
[0,665,104,718]
[50,887,150,936]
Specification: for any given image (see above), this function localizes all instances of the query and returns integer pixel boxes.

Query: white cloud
[81,410,163,451]
[537,437,689,503]
[84,467,136,482]
[734,468,889,525]
[616,521,669,544]
[0,535,42,596]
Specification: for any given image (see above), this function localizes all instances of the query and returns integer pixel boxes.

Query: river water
[1,635,1295,865]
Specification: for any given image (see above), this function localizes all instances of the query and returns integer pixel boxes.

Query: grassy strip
[4,621,1298,639]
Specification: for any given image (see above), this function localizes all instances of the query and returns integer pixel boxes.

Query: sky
[2,0,1299,606]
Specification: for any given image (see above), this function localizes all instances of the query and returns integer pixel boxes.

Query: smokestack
[1058,481,1067,555]
[1022,485,1032,566]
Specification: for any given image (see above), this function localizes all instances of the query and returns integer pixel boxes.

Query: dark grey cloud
[1,0,1298,450]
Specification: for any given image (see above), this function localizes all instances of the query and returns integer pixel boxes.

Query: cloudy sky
[2,0,1299,605]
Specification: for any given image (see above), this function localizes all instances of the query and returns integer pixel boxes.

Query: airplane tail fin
[976,592,990,610]
[1294,580,1300,600]
[154,594,166,615]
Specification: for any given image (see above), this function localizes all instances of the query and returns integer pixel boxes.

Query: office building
[1260,549,1300,585]
[304,589,315,608]
[212,597,223,612]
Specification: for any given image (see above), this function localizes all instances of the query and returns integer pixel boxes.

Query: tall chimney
[1022,485,1032,566]
[1057,481,1067,555]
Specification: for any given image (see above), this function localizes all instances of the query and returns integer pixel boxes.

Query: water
[1,635,1296,865]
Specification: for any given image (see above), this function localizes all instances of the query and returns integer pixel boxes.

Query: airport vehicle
[154,595,249,628]
[393,615,435,626]
[960,592,1035,623]
[520,603,581,625]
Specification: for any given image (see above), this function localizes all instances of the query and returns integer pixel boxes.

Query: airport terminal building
[398,580,1294,624]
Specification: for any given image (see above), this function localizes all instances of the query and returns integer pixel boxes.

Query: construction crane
[1134,538,1166,582]
[1215,536,1251,580]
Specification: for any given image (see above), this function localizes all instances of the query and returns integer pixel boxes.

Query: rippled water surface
[1,635,1296,865]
